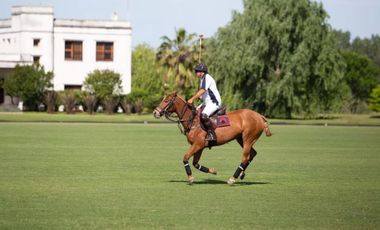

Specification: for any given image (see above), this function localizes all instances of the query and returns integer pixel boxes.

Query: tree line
[2,0,380,117]
[133,0,380,118]
[2,65,145,114]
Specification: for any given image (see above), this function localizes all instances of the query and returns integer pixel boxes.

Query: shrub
[59,90,79,114]
[369,85,380,112]
[120,95,133,114]
[134,98,144,114]
[83,69,123,115]
[44,90,58,113]
[3,64,53,110]
[80,92,97,115]
[125,88,163,113]
[83,69,122,101]
[103,95,120,114]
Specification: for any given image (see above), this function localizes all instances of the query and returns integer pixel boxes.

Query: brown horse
[153,92,271,185]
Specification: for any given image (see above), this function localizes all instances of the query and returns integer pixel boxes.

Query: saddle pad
[216,115,230,127]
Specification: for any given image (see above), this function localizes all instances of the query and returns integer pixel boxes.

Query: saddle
[198,107,230,148]
[209,107,230,128]
[198,107,231,130]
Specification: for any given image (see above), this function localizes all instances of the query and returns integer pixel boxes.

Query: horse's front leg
[192,150,217,175]
[183,143,203,184]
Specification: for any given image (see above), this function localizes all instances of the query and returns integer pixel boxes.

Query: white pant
[200,102,219,116]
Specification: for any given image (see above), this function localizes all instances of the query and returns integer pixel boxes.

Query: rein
[162,96,196,135]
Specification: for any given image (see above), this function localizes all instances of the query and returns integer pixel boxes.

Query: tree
[369,85,380,112]
[83,69,122,114]
[342,51,380,112]
[157,28,200,98]
[351,35,380,68]
[132,44,162,93]
[131,44,163,112]
[333,31,380,71]
[83,69,122,101]
[332,30,351,50]
[205,0,346,118]
[3,64,53,110]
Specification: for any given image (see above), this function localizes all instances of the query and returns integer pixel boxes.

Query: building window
[96,42,113,61]
[65,41,83,61]
[33,39,40,47]
[33,56,40,63]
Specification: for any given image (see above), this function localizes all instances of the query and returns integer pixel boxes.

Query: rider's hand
[187,98,194,104]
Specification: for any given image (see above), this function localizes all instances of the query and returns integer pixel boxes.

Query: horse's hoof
[209,168,217,175]
[227,177,236,185]
[239,172,246,180]
[188,176,194,185]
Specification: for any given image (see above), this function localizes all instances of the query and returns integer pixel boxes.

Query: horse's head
[153,92,178,119]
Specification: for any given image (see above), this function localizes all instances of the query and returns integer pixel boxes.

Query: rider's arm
[187,88,206,104]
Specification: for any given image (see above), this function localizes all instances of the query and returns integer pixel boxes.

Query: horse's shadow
[168,178,271,186]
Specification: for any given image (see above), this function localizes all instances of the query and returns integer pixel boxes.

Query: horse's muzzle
[153,108,162,119]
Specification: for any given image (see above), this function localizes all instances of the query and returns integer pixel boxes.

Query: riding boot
[200,114,216,142]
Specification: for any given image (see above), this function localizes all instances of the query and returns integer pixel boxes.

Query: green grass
[270,113,380,126]
[1,112,380,126]
[0,123,379,229]
[0,112,164,123]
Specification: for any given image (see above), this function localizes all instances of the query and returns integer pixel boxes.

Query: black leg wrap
[249,149,256,161]
[183,160,192,176]
[244,160,252,170]
[233,163,245,178]
[243,151,256,170]
[194,163,209,173]
[199,165,210,173]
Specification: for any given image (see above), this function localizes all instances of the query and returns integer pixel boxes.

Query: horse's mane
[173,93,195,111]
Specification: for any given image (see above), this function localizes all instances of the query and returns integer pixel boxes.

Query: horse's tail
[261,115,272,137]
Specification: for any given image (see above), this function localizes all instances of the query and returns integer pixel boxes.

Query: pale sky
[0,0,379,48]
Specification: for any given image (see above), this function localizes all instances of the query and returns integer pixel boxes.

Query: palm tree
[157,28,200,98]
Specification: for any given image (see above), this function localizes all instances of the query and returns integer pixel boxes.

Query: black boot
[200,114,216,142]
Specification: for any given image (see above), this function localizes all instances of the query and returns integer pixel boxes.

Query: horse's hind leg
[236,136,257,179]
[239,148,257,180]
[192,150,217,175]
[228,136,257,185]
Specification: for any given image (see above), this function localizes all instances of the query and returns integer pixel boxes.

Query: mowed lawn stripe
[0,123,379,229]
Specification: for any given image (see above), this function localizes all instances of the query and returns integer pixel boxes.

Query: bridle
[155,95,196,134]
[154,94,177,118]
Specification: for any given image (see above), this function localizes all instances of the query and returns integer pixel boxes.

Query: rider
[187,63,222,142]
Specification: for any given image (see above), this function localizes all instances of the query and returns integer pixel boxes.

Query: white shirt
[200,73,222,106]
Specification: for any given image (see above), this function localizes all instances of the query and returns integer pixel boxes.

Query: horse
[153,92,272,185]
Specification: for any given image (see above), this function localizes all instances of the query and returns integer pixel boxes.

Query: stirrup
[206,131,216,142]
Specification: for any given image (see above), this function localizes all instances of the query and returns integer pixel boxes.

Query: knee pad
[200,113,208,121]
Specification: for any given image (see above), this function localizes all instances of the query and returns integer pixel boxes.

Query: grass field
[0,123,379,229]
[1,112,380,126]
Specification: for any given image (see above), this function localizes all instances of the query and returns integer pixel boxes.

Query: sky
[0,0,379,48]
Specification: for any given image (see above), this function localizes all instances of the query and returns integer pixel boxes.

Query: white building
[0,5,132,106]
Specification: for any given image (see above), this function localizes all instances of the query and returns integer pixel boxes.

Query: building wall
[0,5,132,105]
[0,6,54,68]
[53,19,132,93]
